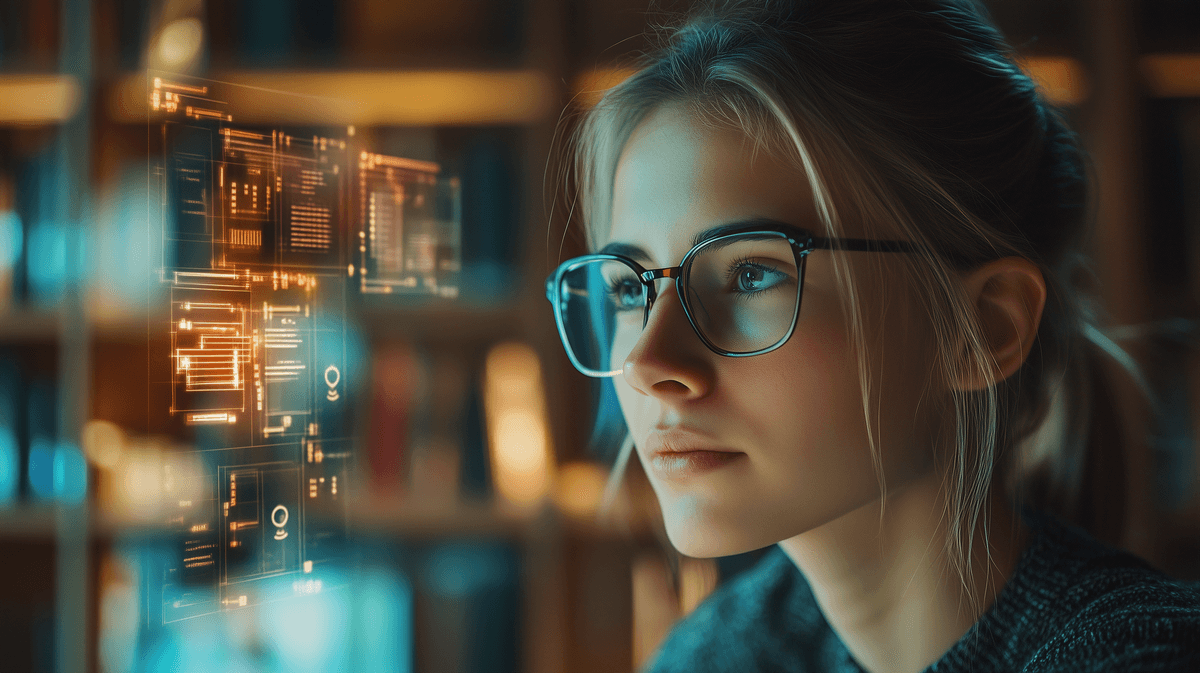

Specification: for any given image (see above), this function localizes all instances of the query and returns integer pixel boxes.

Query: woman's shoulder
[934,509,1200,672]
[1038,575,1200,672]
[1020,508,1200,623]
[1020,510,1200,671]
[643,546,856,673]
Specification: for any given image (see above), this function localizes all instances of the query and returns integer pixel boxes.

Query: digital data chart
[145,73,461,624]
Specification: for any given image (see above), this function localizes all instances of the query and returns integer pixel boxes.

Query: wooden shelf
[0,498,647,545]
[359,304,515,337]
[0,504,58,538]
[347,498,544,538]
[0,308,147,342]
[0,505,177,540]
[0,304,537,344]
[0,309,58,342]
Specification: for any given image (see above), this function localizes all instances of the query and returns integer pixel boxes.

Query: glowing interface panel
[358,152,461,296]
[148,73,456,623]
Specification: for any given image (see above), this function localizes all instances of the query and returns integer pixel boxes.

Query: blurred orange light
[484,342,555,507]
[632,553,678,669]
[581,60,1089,108]
[1141,54,1200,98]
[1018,56,1088,106]
[552,460,607,518]
[0,75,81,125]
[154,18,204,70]
[677,557,719,616]
[82,420,125,470]
[573,67,636,107]
[119,446,165,511]
[114,70,555,126]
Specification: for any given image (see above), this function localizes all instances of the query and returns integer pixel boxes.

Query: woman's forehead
[606,103,819,263]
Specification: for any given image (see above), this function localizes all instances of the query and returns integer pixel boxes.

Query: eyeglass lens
[554,235,801,375]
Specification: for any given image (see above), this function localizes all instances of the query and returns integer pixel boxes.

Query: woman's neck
[777,470,1027,673]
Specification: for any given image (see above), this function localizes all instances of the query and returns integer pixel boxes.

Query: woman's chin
[662,507,773,558]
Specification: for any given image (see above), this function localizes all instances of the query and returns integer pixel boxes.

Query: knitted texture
[644,511,1200,672]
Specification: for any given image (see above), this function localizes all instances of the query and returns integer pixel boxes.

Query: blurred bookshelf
[1,1,1200,673]
[0,308,58,341]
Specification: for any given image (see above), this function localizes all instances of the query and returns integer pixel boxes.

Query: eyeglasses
[545,223,916,377]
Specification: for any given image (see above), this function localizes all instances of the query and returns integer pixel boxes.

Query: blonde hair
[566,0,1122,606]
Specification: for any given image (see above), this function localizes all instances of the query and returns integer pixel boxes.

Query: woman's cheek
[759,308,858,405]
[736,307,865,456]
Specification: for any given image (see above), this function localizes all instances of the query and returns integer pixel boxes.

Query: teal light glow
[0,427,17,504]
[53,441,87,503]
[26,220,90,305]
[260,574,351,673]
[0,211,21,270]
[93,167,160,311]
[353,568,413,673]
[28,438,55,500]
[423,542,515,597]
[27,221,67,303]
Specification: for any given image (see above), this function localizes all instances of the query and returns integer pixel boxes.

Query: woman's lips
[643,429,745,479]
[648,450,745,479]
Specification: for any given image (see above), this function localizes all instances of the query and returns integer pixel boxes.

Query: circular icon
[272,504,289,541]
[325,365,341,402]
[272,504,289,527]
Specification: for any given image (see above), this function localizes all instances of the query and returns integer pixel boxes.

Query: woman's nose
[621,282,713,400]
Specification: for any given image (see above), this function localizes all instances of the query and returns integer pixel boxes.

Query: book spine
[367,342,416,501]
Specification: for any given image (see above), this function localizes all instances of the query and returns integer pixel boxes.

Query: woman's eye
[606,278,642,309]
[737,267,766,291]
[732,263,786,294]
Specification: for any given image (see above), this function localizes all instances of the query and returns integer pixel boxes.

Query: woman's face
[607,103,944,557]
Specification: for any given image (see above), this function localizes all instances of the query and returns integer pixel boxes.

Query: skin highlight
[607,102,1045,673]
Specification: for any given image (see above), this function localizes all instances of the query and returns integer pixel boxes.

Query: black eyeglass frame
[545,223,917,377]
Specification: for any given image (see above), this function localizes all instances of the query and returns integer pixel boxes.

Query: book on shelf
[0,356,18,504]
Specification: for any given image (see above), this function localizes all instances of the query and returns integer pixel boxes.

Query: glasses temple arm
[807,236,917,253]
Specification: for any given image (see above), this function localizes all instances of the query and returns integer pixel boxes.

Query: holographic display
[146,72,459,623]
[357,152,460,296]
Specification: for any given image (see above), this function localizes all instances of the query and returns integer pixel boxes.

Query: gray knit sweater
[645,510,1200,672]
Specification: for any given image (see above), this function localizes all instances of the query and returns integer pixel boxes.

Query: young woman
[545,0,1200,671]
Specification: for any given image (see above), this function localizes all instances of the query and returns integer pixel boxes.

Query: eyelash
[604,276,642,305]
[725,256,781,283]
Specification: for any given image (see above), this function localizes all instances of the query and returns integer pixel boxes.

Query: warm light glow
[0,75,82,125]
[82,420,125,470]
[105,439,205,519]
[1017,56,1088,106]
[120,447,164,510]
[632,553,677,670]
[677,557,719,616]
[483,342,555,507]
[553,460,607,519]
[155,18,204,70]
[494,410,547,476]
[114,70,555,126]
[97,555,139,673]
[579,61,1089,108]
[1140,54,1200,98]
[573,67,636,107]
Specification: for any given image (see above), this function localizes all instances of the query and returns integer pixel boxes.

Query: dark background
[0,1,1198,671]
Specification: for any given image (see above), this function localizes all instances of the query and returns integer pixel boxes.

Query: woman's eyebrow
[690,217,797,248]
[597,241,652,262]
[599,218,800,263]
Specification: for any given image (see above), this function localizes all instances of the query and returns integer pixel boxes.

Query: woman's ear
[951,257,1047,391]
